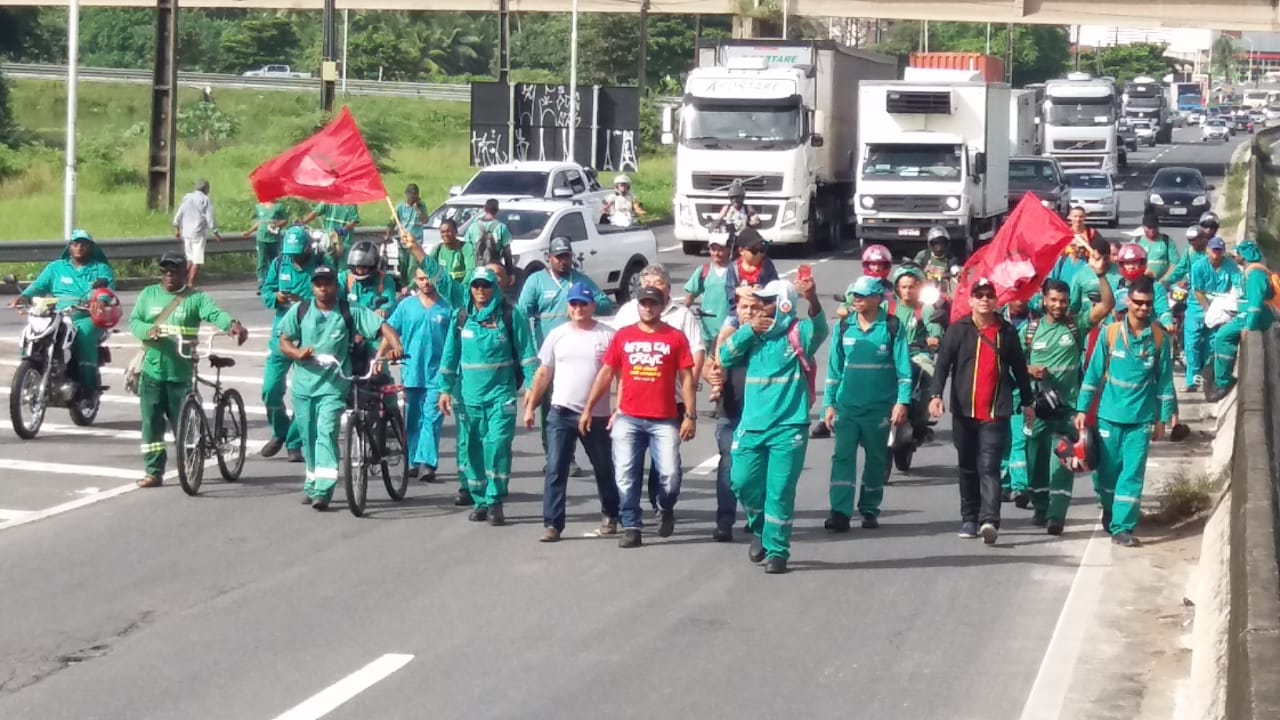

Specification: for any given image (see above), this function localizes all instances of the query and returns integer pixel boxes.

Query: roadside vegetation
[1151,469,1217,524]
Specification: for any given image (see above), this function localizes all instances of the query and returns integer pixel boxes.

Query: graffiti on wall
[469,83,640,170]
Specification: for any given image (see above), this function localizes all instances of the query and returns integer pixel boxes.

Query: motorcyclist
[601,174,646,228]
[913,226,961,280]
[339,240,398,318]
[1115,244,1174,329]
[8,229,115,400]
[711,180,759,238]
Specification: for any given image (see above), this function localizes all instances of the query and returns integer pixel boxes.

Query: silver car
[1202,118,1230,142]
[1065,169,1120,228]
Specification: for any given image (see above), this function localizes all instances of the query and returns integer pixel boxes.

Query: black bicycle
[314,353,410,517]
[168,332,247,495]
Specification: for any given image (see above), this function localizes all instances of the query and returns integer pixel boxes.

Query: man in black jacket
[929,278,1036,544]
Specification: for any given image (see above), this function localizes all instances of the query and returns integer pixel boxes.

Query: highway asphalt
[0,126,1240,719]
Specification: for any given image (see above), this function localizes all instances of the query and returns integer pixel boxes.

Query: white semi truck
[853,80,1010,257]
[1042,72,1123,172]
[662,40,897,255]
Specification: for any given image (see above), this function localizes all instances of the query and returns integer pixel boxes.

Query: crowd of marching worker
[9,180,1277,574]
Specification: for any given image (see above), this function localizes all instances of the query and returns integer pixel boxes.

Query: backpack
[454,300,525,390]
[473,220,514,275]
[297,298,372,377]
[1024,317,1081,357]
[1245,262,1280,315]
[827,312,902,407]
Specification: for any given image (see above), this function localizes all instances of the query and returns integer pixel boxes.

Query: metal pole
[498,0,509,84]
[341,9,349,95]
[986,23,991,55]
[782,0,788,39]
[638,0,650,96]
[568,0,578,163]
[64,0,79,239]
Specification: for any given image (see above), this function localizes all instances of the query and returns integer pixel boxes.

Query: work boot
[540,527,562,543]
[407,465,420,481]
[979,522,999,545]
[420,467,440,484]
[1001,490,1013,503]
[619,529,642,548]
[1013,491,1030,509]
[658,509,676,538]
[824,511,851,533]
[1111,532,1141,548]
[312,498,330,511]
[748,534,766,563]
[860,514,879,529]
[468,507,489,522]
[300,493,313,505]
[764,557,789,574]
[1101,509,1114,535]
[597,515,619,537]
[1047,518,1065,536]
[260,437,284,458]
[287,449,304,463]
[1031,511,1048,528]
[712,521,733,542]
[454,488,473,506]
[488,503,505,526]
[810,420,831,439]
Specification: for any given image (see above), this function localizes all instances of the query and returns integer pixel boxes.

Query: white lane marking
[687,454,720,477]
[1017,526,1112,720]
[660,243,682,252]
[0,358,263,387]
[271,653,415,720]
[0,387,269,417]
[101,343,271,359]
[0,326,274,345]
[29,421,177,442]
[0,508,29,521]
[1,458,160,481]
[817,257,832,264]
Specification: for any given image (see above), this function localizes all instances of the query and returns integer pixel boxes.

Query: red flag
[249,107,387,204]
[949,193,1074,323]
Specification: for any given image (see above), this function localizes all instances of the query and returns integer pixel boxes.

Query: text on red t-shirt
[603,323,695,420]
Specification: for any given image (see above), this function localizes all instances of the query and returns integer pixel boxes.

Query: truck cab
[1043,74,1122,172]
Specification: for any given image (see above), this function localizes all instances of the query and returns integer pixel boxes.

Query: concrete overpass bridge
[0,0,1278,33]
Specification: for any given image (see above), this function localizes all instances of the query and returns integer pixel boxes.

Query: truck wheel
[616,260,645,303]
[682,241,702,256]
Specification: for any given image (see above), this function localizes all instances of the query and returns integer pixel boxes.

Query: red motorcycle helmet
[1054,428,1099,473]
[861,244,892,278]
[1115,243,1148,282]
[88,287,123,330]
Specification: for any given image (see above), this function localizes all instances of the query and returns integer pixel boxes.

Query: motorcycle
[5,276,116,439]
[1168,283,1188,368]
[887,360,938,474]
[918,263,961,332]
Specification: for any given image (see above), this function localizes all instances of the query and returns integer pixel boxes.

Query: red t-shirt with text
[603,323,694,420]
[972,323,1001,422]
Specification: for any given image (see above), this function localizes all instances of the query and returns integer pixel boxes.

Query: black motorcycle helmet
[346,240,381,279]
[1033,387,1066,419]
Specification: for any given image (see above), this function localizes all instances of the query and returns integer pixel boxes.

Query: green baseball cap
[281,226,309,256]
[469,267,498,286]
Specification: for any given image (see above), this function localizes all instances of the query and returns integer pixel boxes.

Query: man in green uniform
[437,267,538,525]
[1069,236,1123,320]
[683,235,733,351]
[462,199,515,280]
[1137,212,1179,283]
[243,201,288,291]
[1211,240,1275,398]
[822,276,910,532]
[339,240,399,316]
[429,219,475,284]
[1076,276,1177,547]
[302,202,360,269]
[720,278,828,574]
[8,229,115,399]
[1001,299,1034,504]
[277,266,403,509]
[130,252,247,488]
[260,226,334,461]
[1024,269,1113,534]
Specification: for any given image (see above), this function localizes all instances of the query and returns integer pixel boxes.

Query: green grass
[1151,469,1216,524]
[0,79,673,243]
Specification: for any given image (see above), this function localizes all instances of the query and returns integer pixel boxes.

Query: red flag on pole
[949,193,1075,323]
[249,107,387,205]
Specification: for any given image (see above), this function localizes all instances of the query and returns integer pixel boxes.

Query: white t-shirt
[605,193,635,227]
[538,321,617,416]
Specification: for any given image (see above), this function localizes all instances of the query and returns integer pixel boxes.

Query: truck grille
[870,195,946,213]
[1052,139,1107,152]
[886,90,952,114]
[690,173,784,193]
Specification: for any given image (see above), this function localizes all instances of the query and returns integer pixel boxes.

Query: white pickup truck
[440,201,655,302]
[446,161,613,218]
[242,64,312,79]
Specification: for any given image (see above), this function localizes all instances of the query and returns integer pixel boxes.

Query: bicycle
[167,332,248,495]
[312,353,410,517]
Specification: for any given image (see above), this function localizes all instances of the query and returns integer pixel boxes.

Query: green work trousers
[262,348,302,450]
[295,393,345,500]
[256,241,280,290]
[828,408,891,518]
[1026,416,1077,521]
[1001,409,1028,495]
[730,424,809,561]
[1212,315,1245,389]
[1096,418,1153,535]
[71,315,100,394]
[457,399,516,509]
[138,374,187,479]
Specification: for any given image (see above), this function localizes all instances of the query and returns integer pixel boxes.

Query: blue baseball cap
[1207,237,1226,252]
[567,282,595,305]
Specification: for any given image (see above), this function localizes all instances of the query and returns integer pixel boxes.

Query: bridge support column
[145,0,177,212]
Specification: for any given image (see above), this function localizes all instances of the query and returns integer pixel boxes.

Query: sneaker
[860,514,879,529]
[1013,492,1030,509]
[454,489,473,507]
[958,522,979,539]
[980,522,999,544]
[748,535,766,563]
[260,437,284,458]
[312,498,330,511]
[420,468,440,484]
[569,462,589,478]
[540,527,562,543]
[287,449,304,463]
[596,516,619,537]
[300,493,313,505]
[1047,519,1065,536]
[824,511,851,533]
[619,529,642,548]
[468,507,489,522]
[712,521,733,542]
[764,557,789,574]
[658,510,676,538]
[1031,511,1048,528]
[488,503,505,526]
[1111,532,1141,548]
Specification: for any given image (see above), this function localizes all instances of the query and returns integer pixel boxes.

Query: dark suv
[1007,156,1071,217]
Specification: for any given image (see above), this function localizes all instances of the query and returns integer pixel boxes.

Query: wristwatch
[684,413,697,421]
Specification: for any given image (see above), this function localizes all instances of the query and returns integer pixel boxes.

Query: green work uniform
[1068,265,1123,321]
[1023,315,1092,522]
[431,242,477,284]
[462,218,512,263]
[261,253,333,450]
[1139,233,1180,282]
[1213,251,1275,388]
[313,203,360,270]
[1077,322,1177,535]
[437,295,538,510]
[413,251,472,491]
[338,269,398,315]
[128,285,233,479]
[823,310,911,520]
[1001,311,1034,496]
[393,201,428,244]
[720,309,830,561]
[683,263,732,351]
[1166,247,1206,285]
[276,300,385,501]
[253,203,288,289]
[21,243,115,396]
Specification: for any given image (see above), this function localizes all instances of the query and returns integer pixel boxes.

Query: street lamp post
[63,0,79,240]
[567,0,578,163]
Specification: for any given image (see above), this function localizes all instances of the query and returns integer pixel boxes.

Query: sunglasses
[568,299,591,307]
[470,281,494,289]
[1129,297,1153,307]
[851,293,877,301]
[972,292,996,301]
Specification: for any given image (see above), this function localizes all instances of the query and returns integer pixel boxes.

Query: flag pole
[385,195,409,239]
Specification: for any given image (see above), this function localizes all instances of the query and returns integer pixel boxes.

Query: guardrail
[0,63,470,102]
[0,226,388,264]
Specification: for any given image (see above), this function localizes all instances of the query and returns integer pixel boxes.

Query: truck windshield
[1126,97,1161,108]
[449,208,552,240]
[1047,101,1116,127]
[861,144,961,180]
[682,104,802,148]
[462,171,549,198]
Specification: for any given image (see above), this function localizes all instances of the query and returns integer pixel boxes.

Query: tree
[870,21,1071,85]
[1211,34,1238,85]
[1077,43,1174,85]
[219,16,300,74]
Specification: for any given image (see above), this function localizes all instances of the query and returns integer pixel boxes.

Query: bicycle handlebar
[311,353,410,382]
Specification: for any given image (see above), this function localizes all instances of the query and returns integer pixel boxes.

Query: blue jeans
[543,407,619,531]
[613,414,682,530]
[715,416,740,527]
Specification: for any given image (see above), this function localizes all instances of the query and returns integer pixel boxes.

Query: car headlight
[945,196,961,210]
[1149,193,1164,205]
[860,195,875,209]
[1193,195,1207,205]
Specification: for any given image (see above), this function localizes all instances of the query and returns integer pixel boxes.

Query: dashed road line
[0,387,269,416]
[0,358,264,387]
[271,653,415,720]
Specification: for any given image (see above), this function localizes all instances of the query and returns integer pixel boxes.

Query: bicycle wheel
[379,410,409,501]
[341,413,368,517]
[175,396,207,496]
[214,389,247,482]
